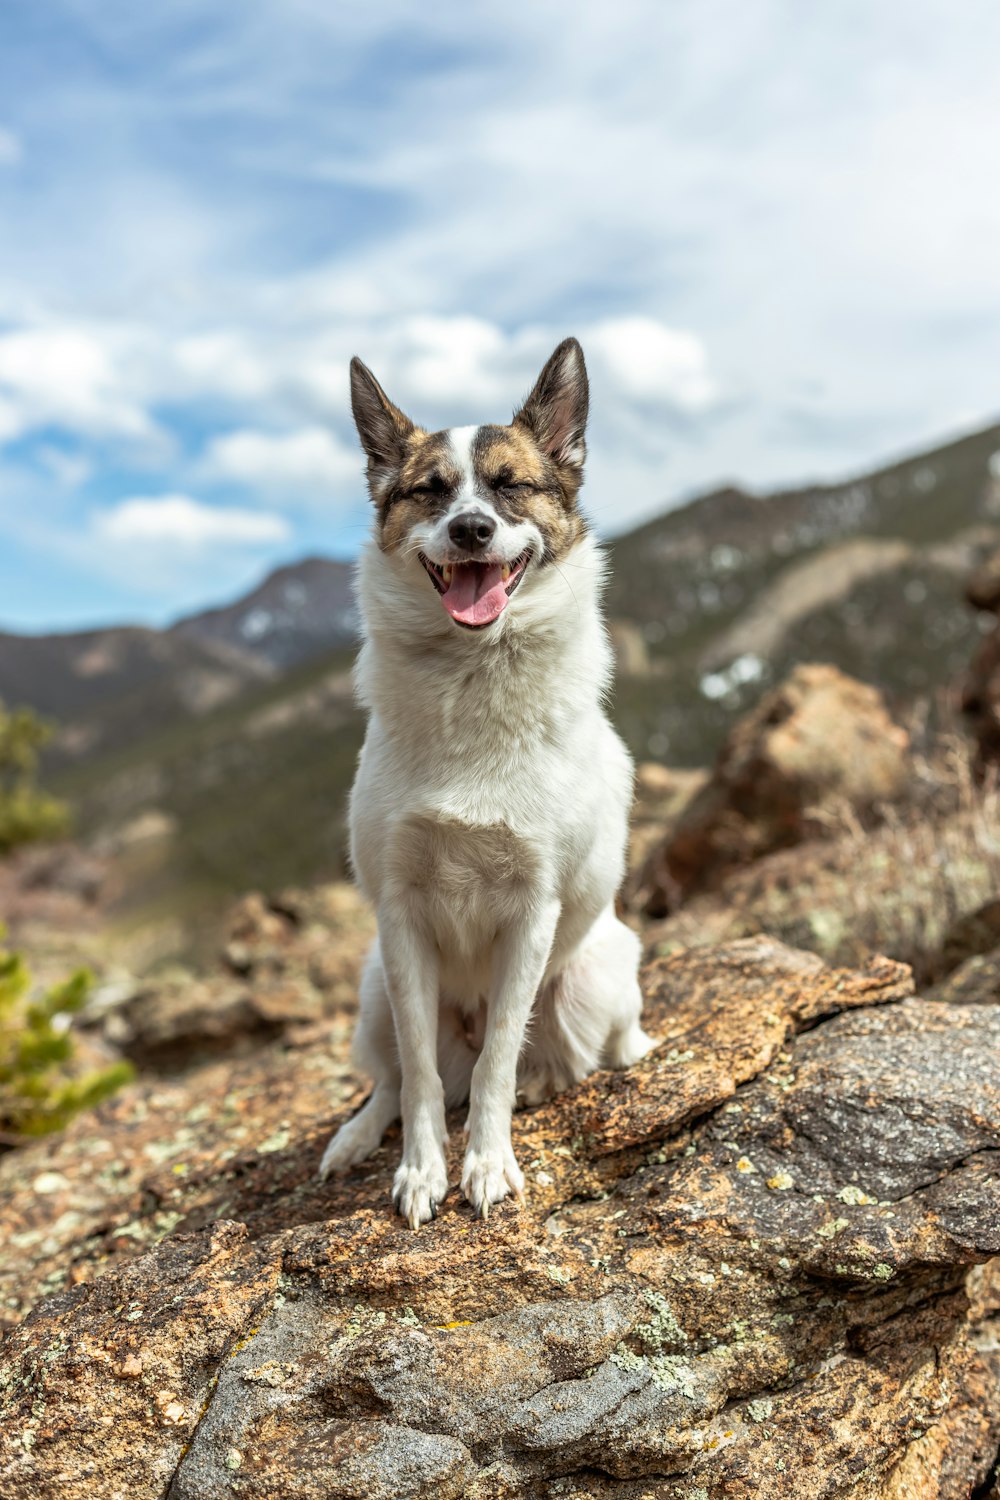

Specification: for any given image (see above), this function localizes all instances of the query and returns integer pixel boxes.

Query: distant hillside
[606,420,1000,762]
[0,557,357,764]
[2,419,997,964]
[172,556,356,670]
[0,626,273,761]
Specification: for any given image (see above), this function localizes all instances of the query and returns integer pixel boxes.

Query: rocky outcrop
[641,799,1000,983]
[625,762,707,898]
[79,885,375,1071]
[1,938,998,1498]
[637,665,910,915]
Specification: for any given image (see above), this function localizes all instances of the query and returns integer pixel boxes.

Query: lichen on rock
[0,934,997,1498]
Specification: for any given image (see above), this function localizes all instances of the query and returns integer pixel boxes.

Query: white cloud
[202,426,361,494]
[0,325,157,446]
[586,318,717,412]
[5,1,1000,627]
[0,126,21,166]
[93,495,289,548]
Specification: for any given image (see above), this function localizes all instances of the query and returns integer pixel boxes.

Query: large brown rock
[641,797,1000,983]
[78,884,376,1071]
[1,938,998,1499]
[638,664,911,915]
[962,630,1000,773]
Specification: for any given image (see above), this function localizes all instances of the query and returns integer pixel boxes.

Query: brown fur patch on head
[350,339,591,562]
[472,423,588,563]
[378,429,463,554]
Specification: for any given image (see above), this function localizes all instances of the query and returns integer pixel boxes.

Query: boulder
[641,801,1000,984]
[1,938,998,1499]
[79,883,376,1071]
[637,664,910,916]
[930,947,1000,1007]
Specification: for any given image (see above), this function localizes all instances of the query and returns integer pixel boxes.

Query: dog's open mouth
[418,550,531,627]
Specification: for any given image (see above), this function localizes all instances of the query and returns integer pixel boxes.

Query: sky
[1,0,1000,631]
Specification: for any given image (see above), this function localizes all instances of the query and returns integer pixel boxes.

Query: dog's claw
[461,1143,524,1220]
[393,1158,449,1231]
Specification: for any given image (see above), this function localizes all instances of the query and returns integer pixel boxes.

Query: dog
[318,337,654,1228]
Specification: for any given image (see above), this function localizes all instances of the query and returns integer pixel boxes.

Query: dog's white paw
[392,1156,450,1231]
[517,1064,574,1108]
[461,1143,525,1220]
[318,1111,384,1180]
[607,1024,657,1070]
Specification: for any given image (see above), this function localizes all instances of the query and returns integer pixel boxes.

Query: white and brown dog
[319,337,653,1228]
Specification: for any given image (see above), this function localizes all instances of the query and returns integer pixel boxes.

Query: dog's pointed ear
[514,338,589,474]
[350,357,415,493]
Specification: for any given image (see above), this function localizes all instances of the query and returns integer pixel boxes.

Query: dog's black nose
[448,512,496,552]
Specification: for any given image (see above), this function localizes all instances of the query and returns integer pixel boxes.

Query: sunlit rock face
[1,936,998,1499]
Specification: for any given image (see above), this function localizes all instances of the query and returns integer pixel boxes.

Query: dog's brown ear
[514,338,589,474]
[350,357,415,493]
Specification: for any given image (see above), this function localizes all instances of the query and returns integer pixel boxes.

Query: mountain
[2,419,997,962]
[606,419,1000,763]
[0,557,357,763]
[171,555,356,670]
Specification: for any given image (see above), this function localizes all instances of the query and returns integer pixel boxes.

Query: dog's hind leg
[319,942,400,1178]
[518,907,655,1106]
[593,910,656,1069]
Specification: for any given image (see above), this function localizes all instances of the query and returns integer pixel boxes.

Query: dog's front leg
[379,900,448,1230]
[462,900,560,1219]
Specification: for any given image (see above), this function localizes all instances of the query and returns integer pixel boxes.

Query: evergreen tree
[0,701,71,851]
[0,930,133,1142]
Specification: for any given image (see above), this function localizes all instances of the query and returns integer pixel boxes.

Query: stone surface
[80,884,375,1071]
[1,937,998,1498]
[641,796,1000,985]
[637,664,910,916]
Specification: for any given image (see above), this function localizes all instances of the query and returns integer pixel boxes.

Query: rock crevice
[1,936,998,1498]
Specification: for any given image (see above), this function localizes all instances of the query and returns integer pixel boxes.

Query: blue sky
[2,0,1000,630]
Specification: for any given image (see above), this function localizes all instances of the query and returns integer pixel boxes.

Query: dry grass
[798,735,1000,982]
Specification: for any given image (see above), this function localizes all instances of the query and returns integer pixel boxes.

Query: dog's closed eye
[494,475,537,496]
[410,476,452,499]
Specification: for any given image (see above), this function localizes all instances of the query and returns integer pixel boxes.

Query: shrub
[0,931,133,1143]
[0,701,71,852]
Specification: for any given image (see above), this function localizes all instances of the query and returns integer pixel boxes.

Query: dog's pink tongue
[441,562,509,626]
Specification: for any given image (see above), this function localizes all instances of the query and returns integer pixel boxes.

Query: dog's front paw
[392,1156,449,1231]
[461,1143,525,1220]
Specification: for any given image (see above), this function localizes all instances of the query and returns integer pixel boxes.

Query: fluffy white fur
[319,427,653,1229]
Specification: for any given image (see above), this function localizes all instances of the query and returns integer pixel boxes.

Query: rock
[1,937,998,1498]
[97,973,323,1069]
[961,546,1000,772]
[626,763,707,898]
[935,899,1000,978]
[638,664,911,915]
[966,546,1000,614]
[642,798,1000,983]
[929,946,1000,1006]
[81,883,376,1070]
[962,629,1000,773]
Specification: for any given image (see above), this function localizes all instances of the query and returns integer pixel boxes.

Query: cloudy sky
[2,0,999,630]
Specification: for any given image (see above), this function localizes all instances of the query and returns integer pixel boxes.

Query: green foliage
[0,701,71,851]
[0,929,133,1141]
